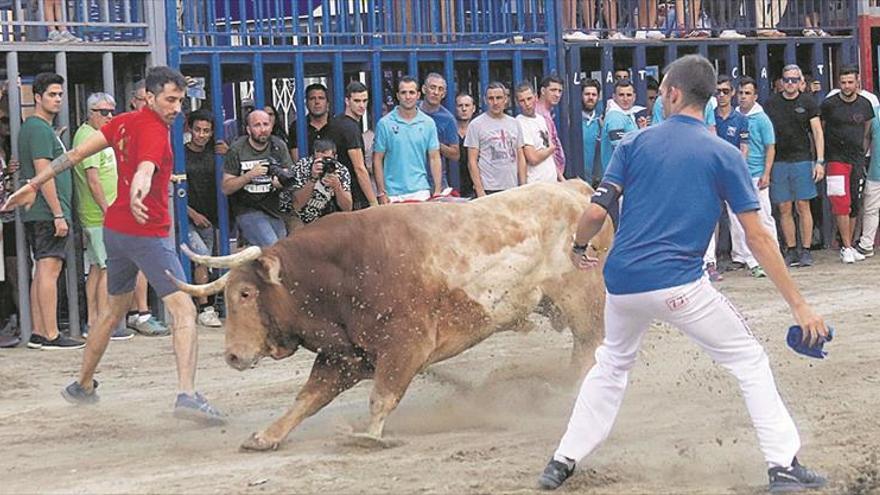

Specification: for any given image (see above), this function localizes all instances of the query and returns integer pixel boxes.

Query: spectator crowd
[1,60,879,350]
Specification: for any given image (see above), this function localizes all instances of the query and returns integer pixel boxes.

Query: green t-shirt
[18,116,72,222]
[72,123,118,227]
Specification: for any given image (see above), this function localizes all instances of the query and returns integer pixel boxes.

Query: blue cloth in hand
[786,325,834,359]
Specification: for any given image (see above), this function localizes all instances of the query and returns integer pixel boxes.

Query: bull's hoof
[240,432,280,452]
[344,432,402,450]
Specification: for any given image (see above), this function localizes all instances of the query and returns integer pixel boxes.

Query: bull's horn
[179,244,262,268]
[165,270,229,297]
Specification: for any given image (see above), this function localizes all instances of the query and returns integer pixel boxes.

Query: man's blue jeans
[236,210,287,247]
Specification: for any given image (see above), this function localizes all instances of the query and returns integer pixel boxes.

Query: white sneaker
[197,307,223,327]
[851,247,866,262]
[608,32,631,40]
[840,247,855,264]
[719,29,746,39]
[563,31,599,41]
[634,30,647,40]
[646,30,666,39]
[47,30,69,43]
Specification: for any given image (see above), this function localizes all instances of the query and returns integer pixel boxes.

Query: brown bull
[171,180,612,451]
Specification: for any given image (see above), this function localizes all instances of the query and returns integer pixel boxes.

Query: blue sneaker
[537,458,575,490]
[61,379,99,405]
[173,392,226,425]
[768,458,827,493]
[128,315,170,337]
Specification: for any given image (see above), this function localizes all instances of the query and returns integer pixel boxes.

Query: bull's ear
[256,255,283,286]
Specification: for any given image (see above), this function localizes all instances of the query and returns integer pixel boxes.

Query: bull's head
[168,245,296,371]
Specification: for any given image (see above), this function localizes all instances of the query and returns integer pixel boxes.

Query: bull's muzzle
[225,351,259,371]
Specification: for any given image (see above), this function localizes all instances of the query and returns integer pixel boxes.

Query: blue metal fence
[0,0,148,43]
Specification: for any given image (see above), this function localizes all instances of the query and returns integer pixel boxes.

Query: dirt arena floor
[1,249,878,495]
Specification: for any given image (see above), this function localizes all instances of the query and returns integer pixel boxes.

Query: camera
[266,156,296,188]
[319,157,339,177]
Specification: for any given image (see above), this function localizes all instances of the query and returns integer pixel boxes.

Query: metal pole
[55,51,81,339]
[6,51,33,346]
[210,54,231,257]
[102,52,115,97]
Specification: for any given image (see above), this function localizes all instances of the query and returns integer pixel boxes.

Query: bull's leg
[242,354,368,452]
[547,277,606,378]
[358,345,432,442]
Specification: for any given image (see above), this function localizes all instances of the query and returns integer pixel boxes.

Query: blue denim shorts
[104,228,186,298]
[770,161,817,203]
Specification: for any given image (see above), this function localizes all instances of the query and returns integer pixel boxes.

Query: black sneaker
[784,248,801,267]
[27,334,48,349]
[41,334,85,350]
[110,326,135,341]
[798,249,814,267]
[537,458,575,490]
[768,457,827,493]
[61,379,99,405]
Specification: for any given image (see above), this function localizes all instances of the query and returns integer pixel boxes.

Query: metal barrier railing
[176,0,552,49]
[0,0,149,43]
[558,0,856,39]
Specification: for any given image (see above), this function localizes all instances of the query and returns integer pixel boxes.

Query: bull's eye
[240,290,251,300]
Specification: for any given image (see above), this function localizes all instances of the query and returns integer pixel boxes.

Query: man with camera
[222,109,293,247]
[285,139,352,224]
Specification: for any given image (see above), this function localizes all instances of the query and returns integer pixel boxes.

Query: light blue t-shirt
[582,110,602,179]
[739,104,776,177]
[600,109,638,173]
[602,114,760,295]
[652,97,717,127]
[374,107,440,195]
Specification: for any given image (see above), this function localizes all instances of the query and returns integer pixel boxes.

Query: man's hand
[636,116,649,129]
[130,187,149,224]
[5,158,20,174]
[758,173,771,190]
[791,302,828,347]
[190,210,211,228]
[1,184,37,211]
[377,194,389,205]
[322,173,343,192]
[246,163,269,179]
[569,248,600,271]
[53,217,68,237]
[813,163,825,182]
[214,140,229,155]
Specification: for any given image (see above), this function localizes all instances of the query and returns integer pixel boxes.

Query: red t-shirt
[101,107,173,237]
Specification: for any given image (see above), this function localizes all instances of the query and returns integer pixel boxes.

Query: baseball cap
[786,325,834,359]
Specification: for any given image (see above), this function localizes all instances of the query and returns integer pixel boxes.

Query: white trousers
[729,177,777,268]
[555,277,800,468]
[703,225,717,266]
[858,179,880,250]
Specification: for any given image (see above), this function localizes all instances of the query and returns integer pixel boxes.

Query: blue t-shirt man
[602,114,760,295]
[582,109,602,180]
[715,108,750,149]
[374,107,440,196]
[737,103,776,178]
[419,102,459,190]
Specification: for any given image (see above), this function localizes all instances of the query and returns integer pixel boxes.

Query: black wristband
[53,214,65,220]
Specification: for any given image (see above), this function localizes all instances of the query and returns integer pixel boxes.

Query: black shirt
[288,118,328,157]
[223,135,293,219]
[765,92,820,162]
[185,144,219,225]
[820,94,875,165]
[324,113,367,206]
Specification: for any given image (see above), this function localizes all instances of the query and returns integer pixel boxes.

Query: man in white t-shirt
[514,82,559,184]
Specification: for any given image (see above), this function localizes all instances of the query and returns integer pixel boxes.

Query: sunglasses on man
[91,108,113,116]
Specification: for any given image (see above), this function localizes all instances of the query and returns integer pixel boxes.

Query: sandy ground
[1,249,878,495]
